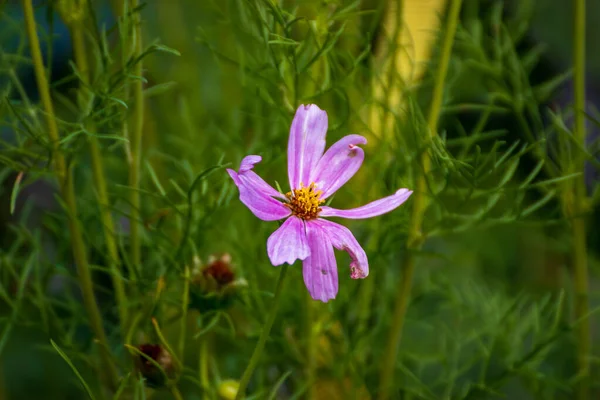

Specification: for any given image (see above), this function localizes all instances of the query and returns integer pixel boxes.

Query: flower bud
[135,344,175,388]
[217,379,240,400]
[189,254,247,311]
[199,253,235,289]
[55,0,86,25]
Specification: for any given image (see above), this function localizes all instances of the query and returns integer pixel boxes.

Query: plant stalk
[572,0,590,398]
[178,266,190,361]
[305,291,317,399]
[377,1,462,398]
[69,15,129,334]
[128,0,145,269]
[22,0,118,388]
[235,264,289,400]
[170,386,184,400]
[199,335,209,400]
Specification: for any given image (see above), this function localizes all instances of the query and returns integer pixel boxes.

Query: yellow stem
[377,1,463,398]
[69,16,129,335]
[22,0,118,388]
[572,0,590,398]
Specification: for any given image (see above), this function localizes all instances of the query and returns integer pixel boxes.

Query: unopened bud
[217,379,239,400]
[136,344,175,388]
[189,253,247,311]
[55,0,86,25]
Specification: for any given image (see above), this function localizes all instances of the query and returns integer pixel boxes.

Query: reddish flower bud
[199,254,235,288]
[136,344,175,388]
[189,254,247,311]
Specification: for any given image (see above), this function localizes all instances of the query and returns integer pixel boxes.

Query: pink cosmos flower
[227,104,413,302]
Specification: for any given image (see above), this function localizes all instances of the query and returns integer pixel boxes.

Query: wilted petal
[267,216,310,265]
[320,188,413,219]
[227,163,290,221]
[311,134,367,199]
[303,221,339,302]
[288,104,328,190]
[314,219,368,278]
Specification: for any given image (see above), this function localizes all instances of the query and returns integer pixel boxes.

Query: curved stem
[22,0,118,389]
[235,264,289,400]
[377,1,462,399]
[572,0,590,398]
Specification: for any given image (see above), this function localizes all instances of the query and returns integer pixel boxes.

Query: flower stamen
[285,182,324,220]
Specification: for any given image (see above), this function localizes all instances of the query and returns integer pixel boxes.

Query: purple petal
[288,104,328,190]
[303,220,339,302]
[242,170,285,200]
[267,216,310,265]
[310,134,367,199]
[320,188,413,219]
[227,157,290,221]
[313,219,369,279]
[236,156,285,199]
[239,155,262,172]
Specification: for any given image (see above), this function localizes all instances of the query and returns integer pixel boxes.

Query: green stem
[305,291,316,400]
[381,0,404,112]
[128,0,144,269]
[572,0,590,398]
[178,266,190,361]
[235,264,289,400]
[425,0,462,138]
[377,1,462,399]
[199,335,209,399]
[68,15,129,335]
[21,0,118,389]
[170,386,184,400]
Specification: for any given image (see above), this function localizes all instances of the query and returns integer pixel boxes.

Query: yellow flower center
[285,182,324,220]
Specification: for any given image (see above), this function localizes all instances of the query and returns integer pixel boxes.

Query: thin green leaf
[146,161,166,196]
[50,340,97,400]
[9,171,23,215]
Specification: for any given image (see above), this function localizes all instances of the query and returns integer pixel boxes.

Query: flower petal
[310,134,367,199]
[303,220,339,302]
[227,156,290,221]
[288,104,328,190]
[320,188,413,219]
[267,216,310,265]
[237,156,285,199]
[242,170,285,200]
[313,219,369,279]
[239,155,262,172]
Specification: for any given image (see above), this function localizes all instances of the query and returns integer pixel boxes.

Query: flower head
[193,254,236,289]
[227,104,412,302]
[136,343,175,388]
[189,254,248,311]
